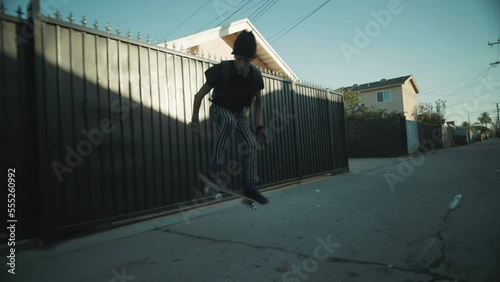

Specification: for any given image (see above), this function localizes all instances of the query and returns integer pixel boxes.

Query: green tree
[416,99,446,125]
[460,121,475,132]
[477,112,492,128]
[343,89,363,115]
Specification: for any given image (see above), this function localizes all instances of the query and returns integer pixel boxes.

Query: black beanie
[232,31,257,58]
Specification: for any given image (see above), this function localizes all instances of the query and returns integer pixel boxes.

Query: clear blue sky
[5,0,500,125]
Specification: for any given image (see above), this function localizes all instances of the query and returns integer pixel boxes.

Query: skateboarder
[190,30,269,205]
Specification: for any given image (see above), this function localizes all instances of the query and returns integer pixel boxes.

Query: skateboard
[197,173,258,211]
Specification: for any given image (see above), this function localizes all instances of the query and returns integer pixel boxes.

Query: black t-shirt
[205,62,264,113]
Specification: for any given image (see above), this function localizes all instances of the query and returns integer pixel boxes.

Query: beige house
[158,18,299,81]
[344,75,420,121]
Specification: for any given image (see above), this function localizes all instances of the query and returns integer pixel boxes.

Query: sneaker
[243,188,269,205]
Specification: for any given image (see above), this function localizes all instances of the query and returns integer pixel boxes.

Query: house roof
[160,18,299,81]
[344,75,420,94]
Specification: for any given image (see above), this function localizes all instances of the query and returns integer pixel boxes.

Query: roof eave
[162,18,299,81]
[408,76,420,94]
[354,82,405,93]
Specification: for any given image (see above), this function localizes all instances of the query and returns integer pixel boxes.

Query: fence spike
[81,16,87,26]
[155,37,159,44]
[106,22,111,33]
[0,2,6,14]
[68,12,74,23]
[54,9,61,20]
[16,5,23,18]
[172,42,176,50]
[147,34,151,44]
[93,19,99,29]
[127,29,132,39]
[116,25,121,35]
[137,31,142,41]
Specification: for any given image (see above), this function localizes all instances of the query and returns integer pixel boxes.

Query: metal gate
[0,3,348,244]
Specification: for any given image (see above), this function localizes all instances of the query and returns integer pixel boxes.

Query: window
[377,90,391,103]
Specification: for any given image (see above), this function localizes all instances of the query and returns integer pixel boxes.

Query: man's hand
[256,126,270,145]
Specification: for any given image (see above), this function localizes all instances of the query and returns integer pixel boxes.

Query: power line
[251,0,279,22]
[423,67,499,108]
[248,0,270,20]
[216,0,253,26]
[444,87,500,109]
[249,0,273,21]
[488,32,500,66]
[446,109,496,119]
[420,67,492,96]
[270,0,331,44]
[268,17,302,41]
[216,0,269,25]
[163,0,212,40]
[237,0,268,20]
[196,1,246,32]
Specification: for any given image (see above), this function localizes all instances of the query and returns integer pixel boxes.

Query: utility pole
[488,39,500,66]
[494,102,500,128]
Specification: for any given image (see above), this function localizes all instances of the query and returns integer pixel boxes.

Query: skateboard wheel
[252,206,257,211]
[204,186,211,195]
[214,193,222,200]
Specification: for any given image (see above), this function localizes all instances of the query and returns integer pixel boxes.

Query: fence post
[400,116,408,155]
[291,81,303,180]
[30,0,52,246]
[326,90,336,172]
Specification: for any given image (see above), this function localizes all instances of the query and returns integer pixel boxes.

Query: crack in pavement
[160,228,464,281]
[327,257,462,282]
[160,227,307,257]
[414,202,467,282]
[422,208,456,279]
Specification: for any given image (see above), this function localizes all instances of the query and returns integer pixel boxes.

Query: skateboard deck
[197,173,257,211]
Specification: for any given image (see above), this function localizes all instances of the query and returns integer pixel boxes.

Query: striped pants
[210,104,259,184]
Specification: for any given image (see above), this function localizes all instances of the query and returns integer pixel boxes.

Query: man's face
[234,55,254,75]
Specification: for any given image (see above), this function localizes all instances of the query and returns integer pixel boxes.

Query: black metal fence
[345,117,443,158]
[418,122,444,150]
[346,118,407,157]
[1,12,41,239]
[1,9,348,243]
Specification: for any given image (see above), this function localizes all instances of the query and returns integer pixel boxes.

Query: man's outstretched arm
[192,82,213,121]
